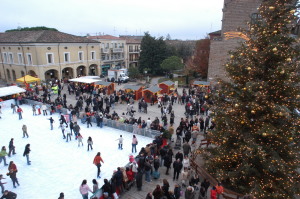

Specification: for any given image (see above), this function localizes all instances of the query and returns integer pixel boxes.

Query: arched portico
[62,67,74,79]
[28,70,37,77]
[89,64,98,76]
[77,65,86,77]
[44,69,59,80]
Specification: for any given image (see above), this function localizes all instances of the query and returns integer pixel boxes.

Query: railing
[112,48,123,53]
[101,48,109,53]
[190,158,244,199]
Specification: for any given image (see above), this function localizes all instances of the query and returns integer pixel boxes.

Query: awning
[16,75,41,83]
[143,85,162,93]
[0,86,26,97]
[101,65,110,68]
[69,77,101,84]
[193,81,210,86]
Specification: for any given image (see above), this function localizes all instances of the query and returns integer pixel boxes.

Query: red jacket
[93,156,104,165]
[126,170,134,181]
[210,189,217,199]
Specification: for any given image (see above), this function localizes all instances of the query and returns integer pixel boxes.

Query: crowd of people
[1,78,228,199]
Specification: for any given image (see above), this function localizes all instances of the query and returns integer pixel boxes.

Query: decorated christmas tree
[202,0,300,198]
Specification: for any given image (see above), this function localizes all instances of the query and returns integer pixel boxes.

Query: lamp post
[144,70,148,83]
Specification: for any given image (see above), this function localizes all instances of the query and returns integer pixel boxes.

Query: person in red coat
[93,152,104,178]
[125,167,134,182]
[210,186,217,199]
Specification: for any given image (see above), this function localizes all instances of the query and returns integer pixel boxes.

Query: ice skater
[76,133,83,147]
[22,124,28,138]
[41,103,48,116]
[23,144,31,165]
[0,146,8,166]
[7,161,19,188]
[32,105,36,116]
[0,174,6,194]
[59,114,68,127]
[8,139,16,157]
[87,137,93,151]
[16,106,23,120]
[93,152,104,178]
[48,117,55,130]
[60,124,66,139]
[132,135,138,153]
[65,129,72,142]
[116,135,124,150]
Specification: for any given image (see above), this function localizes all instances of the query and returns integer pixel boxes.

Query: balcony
[129,49,140,53]
[101,48,109,53]
[113,48,123,53]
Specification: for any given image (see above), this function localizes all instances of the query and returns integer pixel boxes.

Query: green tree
[139,32,171,75]
[6,26,58,32]
[128,66,140,79]
[202,1,300,198]
[160,56,184,74]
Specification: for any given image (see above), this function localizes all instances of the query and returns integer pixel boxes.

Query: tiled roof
[123,85,142,91]
[88,35,123,40]
[208,30,221,35]
[0,31,99,43]
[144,85,162,93]
[159,80,175,86]
[119,36,142,44]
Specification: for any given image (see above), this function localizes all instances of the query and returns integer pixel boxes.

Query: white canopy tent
[69,76,102,84]
[0,86,26,97]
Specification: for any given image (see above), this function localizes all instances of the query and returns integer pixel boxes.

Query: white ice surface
[0,103,153,199]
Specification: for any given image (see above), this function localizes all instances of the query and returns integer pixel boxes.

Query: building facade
[207,0,262,82]
[119,35,142,68]
[87,35,126,76]
[0,30,101,82]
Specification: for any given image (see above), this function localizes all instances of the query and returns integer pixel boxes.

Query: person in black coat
[135,168,143,191]
[114,167,123,194]
[175,151,183,163]
[8,139,16,157]
[164,154,172,175]
[101,179,111,196]
[59,115,68,127]
[23,144,31,165]
[184,130,192,143]
[0,190,17,199]
[173,159,183,181]
[153,156,160,172]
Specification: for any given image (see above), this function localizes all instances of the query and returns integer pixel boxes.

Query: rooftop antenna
[113,27,116,36]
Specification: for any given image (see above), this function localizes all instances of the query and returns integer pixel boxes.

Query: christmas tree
[202,0,300,198]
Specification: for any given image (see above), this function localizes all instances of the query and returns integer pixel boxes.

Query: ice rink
[0,102,153,198]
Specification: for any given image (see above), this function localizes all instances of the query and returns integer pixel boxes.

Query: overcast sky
[1,0,224,40]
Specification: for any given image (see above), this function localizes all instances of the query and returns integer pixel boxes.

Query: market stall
[16,75,41,90]
[123,85,143,100]
[0,86,26,104]
[158,80,175,94]
[142,85,162,103]
[69,76,101,84]
[192,81,210,92]
[94,81,115,95]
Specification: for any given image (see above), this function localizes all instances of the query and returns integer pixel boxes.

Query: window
[106,43,109,48]
[250,13,262,25]
[46,53,54,64]
[78,52,83,61]
[21,71,25,77]
[27,53,32,65]
[91,51,95,60]
[101,54,105,61]
[114,43,117,48]
[64,52,70,62]
[8,53,13,64]
[2,53,8,63]
[6,69,11,80]
[18,53,23,64]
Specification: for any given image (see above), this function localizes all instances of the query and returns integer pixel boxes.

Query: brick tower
[207,0,262,82]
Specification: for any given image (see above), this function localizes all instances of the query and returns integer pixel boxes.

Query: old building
[207,0,262,82]
[0,30,101,82]
[87,35,126,76]
[119,35,142,68]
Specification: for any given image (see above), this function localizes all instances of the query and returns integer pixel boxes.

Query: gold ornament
[247,67,252,71]
[205,95,208,99]
[296,95,300,99]
[279,112,283,116]
[230,55,234,59]
[273,30,277,34]
[286,58,292,62]
[262,132,267,137]
[289,137,293,141]
[240,53,244,56]
[263,31,266,34]
[241,121,245,124]
[251,28,254,31]
[290,9,296,14]
[272,47,278,52]
[251,110,256,114]
[280,70,285,74]
[243,87,247,91]
[259,86,263,89]
[269,6,275,11]
[235,103,239,107]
